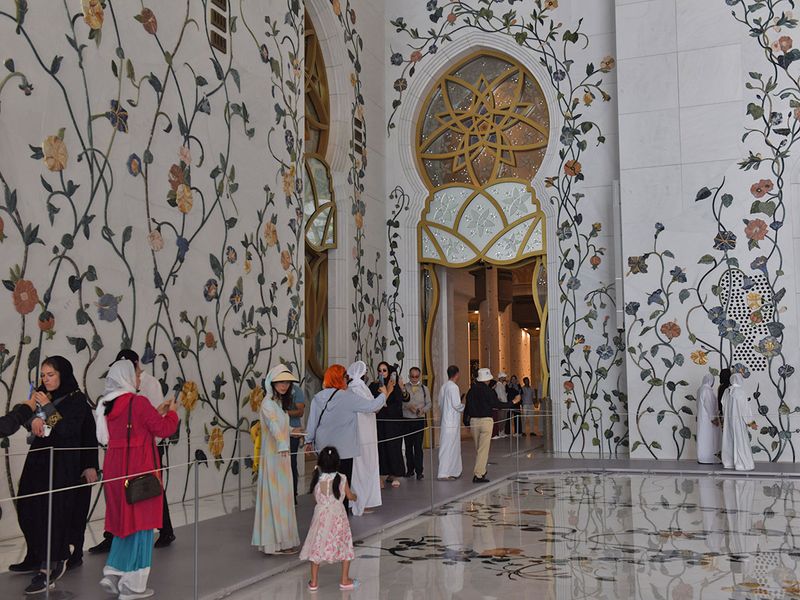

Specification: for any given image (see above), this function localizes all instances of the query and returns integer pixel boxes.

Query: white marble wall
[617,0,800,460]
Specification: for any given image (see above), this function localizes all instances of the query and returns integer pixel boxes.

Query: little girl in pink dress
[300,446,358,591]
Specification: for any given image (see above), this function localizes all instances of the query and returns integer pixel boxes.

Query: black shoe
[416,473,424,480]
[88,537,113,554]
[24,572,54,595]
[472,475,490,483]
[403,471,414,478]
[9,558,39,574]
[154,533,176,548]
[66,555,83,571]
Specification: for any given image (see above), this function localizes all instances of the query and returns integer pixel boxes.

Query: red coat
[102,393,179,538]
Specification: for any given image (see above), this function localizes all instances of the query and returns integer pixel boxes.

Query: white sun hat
[476,368,493,382]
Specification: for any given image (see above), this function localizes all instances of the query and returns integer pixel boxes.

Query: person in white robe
[696,374,721,464]
[698,477,725,553]
[437,366,464,480]
[347,361,382,516]
[721,373,756,471]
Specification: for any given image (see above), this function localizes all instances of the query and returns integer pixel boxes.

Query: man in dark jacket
[0,395,39,437]
[465,368,520,483]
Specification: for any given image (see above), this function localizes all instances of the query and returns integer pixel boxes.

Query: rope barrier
[0,408,595,456]
[0,414,535,503]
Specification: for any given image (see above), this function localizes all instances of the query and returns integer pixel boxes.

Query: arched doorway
[415,50,551,444]
[303,12,336,398]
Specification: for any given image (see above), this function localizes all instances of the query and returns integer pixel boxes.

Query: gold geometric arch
[415,50,548,267]
[417,179,546,267]
[416,50,549,189]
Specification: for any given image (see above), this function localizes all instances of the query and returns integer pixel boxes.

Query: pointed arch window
[304,15,336,252]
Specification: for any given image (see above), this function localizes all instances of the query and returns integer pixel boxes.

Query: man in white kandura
[696,374,721,464]
[721,373,756,471]
[437,365,464,480]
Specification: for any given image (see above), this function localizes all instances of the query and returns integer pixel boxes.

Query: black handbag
[123,396,162,505]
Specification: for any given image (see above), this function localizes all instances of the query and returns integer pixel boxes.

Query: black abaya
[16,357,88,566]
[371,382,407,478]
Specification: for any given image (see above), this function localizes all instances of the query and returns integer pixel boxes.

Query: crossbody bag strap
[315,389,339,432]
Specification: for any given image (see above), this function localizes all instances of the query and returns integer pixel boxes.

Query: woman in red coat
[96,360,178,599]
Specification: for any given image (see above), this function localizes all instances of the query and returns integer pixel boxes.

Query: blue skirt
[105,530,154,592]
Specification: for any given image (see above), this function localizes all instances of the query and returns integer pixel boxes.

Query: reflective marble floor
[226,472,800,599]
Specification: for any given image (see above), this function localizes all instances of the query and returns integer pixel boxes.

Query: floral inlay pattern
[418,181,545,267]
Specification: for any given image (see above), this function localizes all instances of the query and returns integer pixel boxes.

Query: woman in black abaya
[12,356,95,594]
[370,361,408,488]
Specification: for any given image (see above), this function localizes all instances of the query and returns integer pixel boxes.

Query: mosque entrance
[413,50,552,449]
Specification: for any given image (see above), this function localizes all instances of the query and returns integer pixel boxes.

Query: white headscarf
[95,360,138,445]
[723,373,752,423]
[347,361,373,401]
[722,373,745,407]
[698,374,717,418]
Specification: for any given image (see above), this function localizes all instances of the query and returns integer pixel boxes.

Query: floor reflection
[226,472,800,599]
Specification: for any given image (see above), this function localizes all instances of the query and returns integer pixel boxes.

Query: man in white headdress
[721,373,756,471]
[347,361,382,516]
[696,374,721,464]
[438,365,464,480]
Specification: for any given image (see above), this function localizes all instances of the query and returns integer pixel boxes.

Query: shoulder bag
[124,396,162,505]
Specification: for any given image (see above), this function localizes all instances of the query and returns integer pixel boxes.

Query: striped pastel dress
[252,397,300,553]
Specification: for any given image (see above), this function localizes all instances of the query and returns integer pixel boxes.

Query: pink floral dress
[299,473,355,564]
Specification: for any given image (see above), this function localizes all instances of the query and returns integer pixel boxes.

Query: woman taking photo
[252,364,301,555]
[371,361,407,488]
[96,360,178,599]
[13,356,93,595]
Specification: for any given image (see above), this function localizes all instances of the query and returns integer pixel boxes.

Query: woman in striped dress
[252,364,301,554]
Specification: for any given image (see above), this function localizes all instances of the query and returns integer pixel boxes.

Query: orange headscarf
[323,364,347,390]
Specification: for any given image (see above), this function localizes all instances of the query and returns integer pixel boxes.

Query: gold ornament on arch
[415,51,550,268]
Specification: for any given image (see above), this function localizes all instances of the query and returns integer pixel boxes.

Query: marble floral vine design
[0,0,303,510]
[626,0,799,460]
[388,0,626,453]
[372,186,409,372]
[625,225,694,459]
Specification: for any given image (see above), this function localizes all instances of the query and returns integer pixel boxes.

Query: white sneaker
[491,435,501,440]
[99,576,119,595]
[498,433,507,438]
[118,587,154,600]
